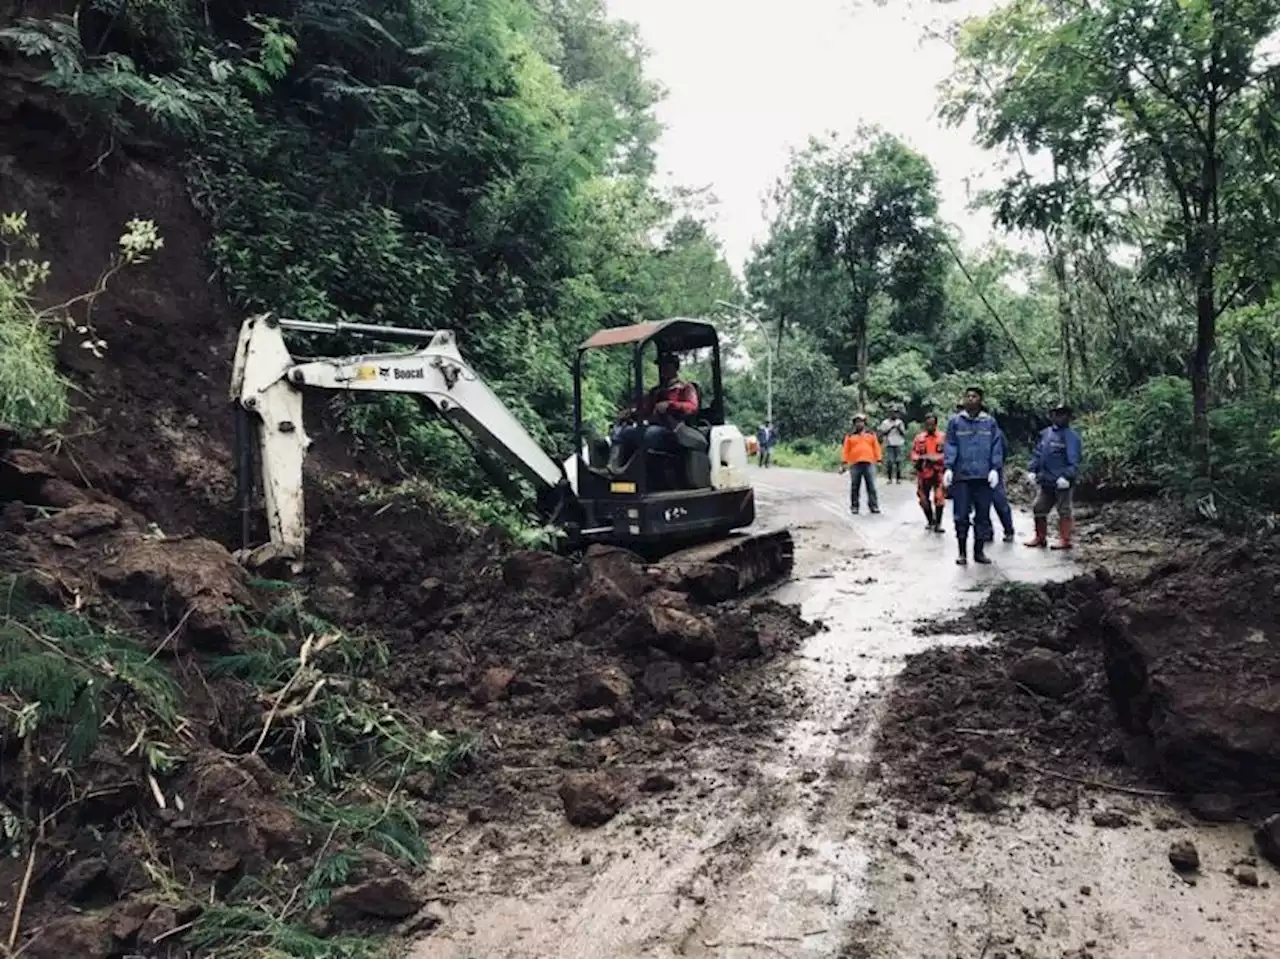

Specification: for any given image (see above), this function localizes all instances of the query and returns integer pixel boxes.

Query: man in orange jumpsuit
[839,413,882,514]
[911,412,947,533]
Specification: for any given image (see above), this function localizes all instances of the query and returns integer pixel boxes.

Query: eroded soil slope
[877,540,1280,833]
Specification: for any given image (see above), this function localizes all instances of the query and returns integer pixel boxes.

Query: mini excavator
[229,313,793,595]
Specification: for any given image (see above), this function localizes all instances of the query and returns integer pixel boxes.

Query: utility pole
[715,299,773,423]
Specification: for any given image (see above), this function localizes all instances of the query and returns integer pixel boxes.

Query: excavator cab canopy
[572,318,725,449]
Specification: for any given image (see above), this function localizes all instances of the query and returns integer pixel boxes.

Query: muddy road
[412,467,1280,958]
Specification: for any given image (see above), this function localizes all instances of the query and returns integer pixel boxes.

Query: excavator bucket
[651,528,795,603]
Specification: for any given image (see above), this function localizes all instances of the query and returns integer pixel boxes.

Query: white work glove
[942,469,953,489]
[1055,476,1070,490]
[987,469,999,489]
[1025,471,1038,486]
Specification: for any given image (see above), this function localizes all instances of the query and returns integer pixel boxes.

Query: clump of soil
[878,540,1280,824]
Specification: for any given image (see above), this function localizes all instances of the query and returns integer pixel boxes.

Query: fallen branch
[1018,761,1175,797]
[6,842,37,952]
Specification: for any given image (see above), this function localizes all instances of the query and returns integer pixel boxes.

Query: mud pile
[0,433,814,956]
[878,542,1280,828]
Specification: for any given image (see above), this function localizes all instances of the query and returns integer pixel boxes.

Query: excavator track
[650,528,795,603]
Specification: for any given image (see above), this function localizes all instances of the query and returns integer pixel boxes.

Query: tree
[943,0,1280,466]
[769,128,946,408]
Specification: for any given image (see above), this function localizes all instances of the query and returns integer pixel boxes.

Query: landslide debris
[878,540,1280,827]
[0,440,814,956]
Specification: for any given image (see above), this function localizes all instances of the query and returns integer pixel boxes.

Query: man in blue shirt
[943,386,1004,566]
[1024,403,1083,550]
[756,422,777,467]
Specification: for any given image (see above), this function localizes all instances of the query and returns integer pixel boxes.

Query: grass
[768,440,843,472]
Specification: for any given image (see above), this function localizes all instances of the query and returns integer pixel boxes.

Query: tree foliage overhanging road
[3,0,1280,522]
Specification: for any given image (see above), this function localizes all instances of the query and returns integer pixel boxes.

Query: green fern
[0,578,182,765]
[303,851,356,909]
[188,902,386,959]
[293,796,428,869]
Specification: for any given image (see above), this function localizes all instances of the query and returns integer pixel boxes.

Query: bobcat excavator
[229,313,793,597]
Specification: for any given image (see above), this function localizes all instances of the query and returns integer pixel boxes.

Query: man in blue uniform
[1024,403,1083,550]
[943,386,1003,566]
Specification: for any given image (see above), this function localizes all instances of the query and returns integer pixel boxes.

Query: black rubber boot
[974,540,992,564]
[956,539,968,565]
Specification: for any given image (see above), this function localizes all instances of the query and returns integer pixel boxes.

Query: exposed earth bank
[877,531,1280,858]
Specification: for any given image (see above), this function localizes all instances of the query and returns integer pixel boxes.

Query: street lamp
[714,299,773,424]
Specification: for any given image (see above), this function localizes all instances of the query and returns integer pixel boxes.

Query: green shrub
[770,440,842,472]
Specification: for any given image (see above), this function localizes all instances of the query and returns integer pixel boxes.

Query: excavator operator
[610,351,699,470]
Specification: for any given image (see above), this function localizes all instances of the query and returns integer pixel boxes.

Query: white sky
[605,0,1018,272]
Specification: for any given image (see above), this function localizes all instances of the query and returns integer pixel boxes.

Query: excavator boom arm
[231,313,566,569]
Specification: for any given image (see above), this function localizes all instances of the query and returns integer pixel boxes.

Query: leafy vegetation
[723,0,1280,527]
[0,210,162,436]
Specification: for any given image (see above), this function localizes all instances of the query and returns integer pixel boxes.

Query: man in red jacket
[611,352,699,469]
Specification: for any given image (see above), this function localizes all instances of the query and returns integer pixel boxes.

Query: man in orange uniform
[839,413,882,514]
[910,413,947,533]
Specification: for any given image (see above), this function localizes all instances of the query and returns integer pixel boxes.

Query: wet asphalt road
[411,466,1280,959]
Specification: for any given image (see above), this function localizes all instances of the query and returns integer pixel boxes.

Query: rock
[472,667,516,704]
[970,790,1001,814]
[0,448,54,500]
[639,772,677,793]
[25,914,113,959]
[311,584,359,623]
[1091,810,1131,828]
[1256,813,1280,867]
[1103,604,1280,796]
[1009,648,1081,699]
[645,604,717,663]
[576,667,633,709]
[328,877,425,921]
[52,856,110,902]
[1168,839,1200,873]
[1189,792,1238,822]
[576,707,624,733]
[138,903,198,944]
[559,772,625,827]
[584,544,651,598]
[36,477,89,509]
[109,899,156,941]
[641,659,685,701]
[32,502,121,539]
[502,550,578,597]
[1236,865,1260,887]
[98,537,251,650]
[576,576,631,631]
[981,760,1011,789]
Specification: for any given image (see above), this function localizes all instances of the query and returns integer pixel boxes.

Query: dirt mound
[1101,539,1280,805]
[878,541,1280,822]
[0,439,815,955]
[298,494,817,827]
[880,575,1125,814]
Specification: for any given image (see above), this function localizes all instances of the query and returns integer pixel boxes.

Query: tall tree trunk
[854,313,869,411]
[1050,244,1073,400]
[1191,284,1215,470]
